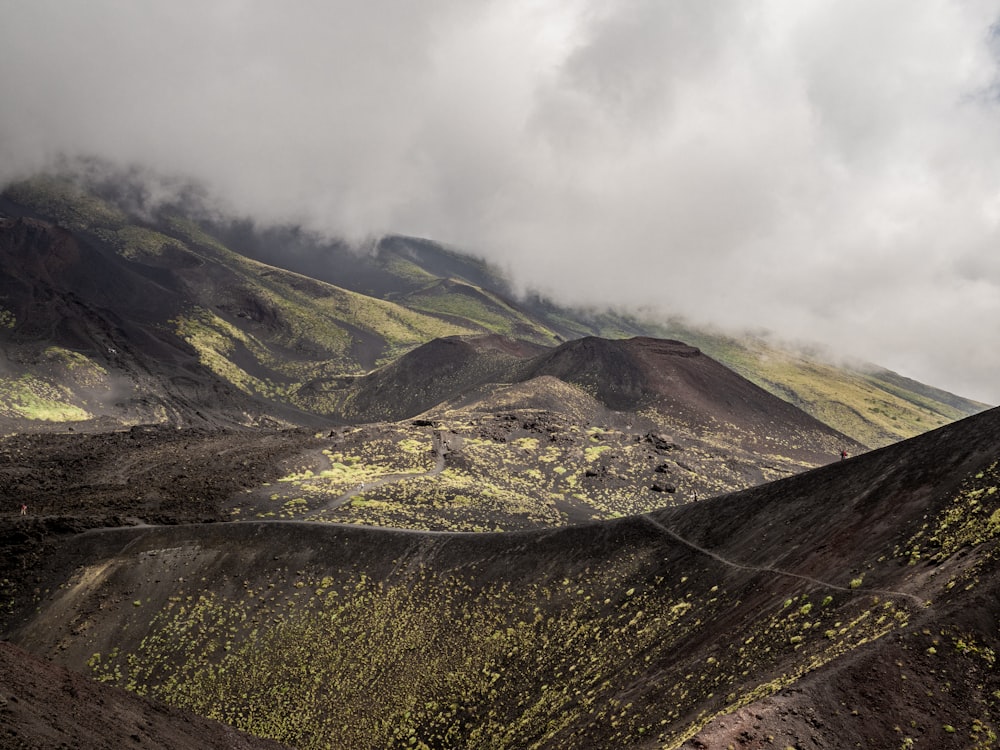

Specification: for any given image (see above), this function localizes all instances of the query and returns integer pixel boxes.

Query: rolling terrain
[0,174,987,445]
[0,331,863,536]
[0,169,996,749]
[0,176,870,519]
[0,406,997,748]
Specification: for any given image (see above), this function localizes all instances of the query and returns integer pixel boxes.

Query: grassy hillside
[649,323,988,447]
[0,173,987,443]
[200,209,990,446]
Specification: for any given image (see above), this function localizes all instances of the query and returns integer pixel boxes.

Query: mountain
[2,406,997,748]
[285,334,865,524]
[0,174,986,446]
[649,322,991,448]
[1,169,997,749]
[200,206,990,446]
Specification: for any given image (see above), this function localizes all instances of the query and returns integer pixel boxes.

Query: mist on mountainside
[4,2,1000,404]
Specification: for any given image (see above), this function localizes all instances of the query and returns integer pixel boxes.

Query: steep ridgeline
[651,322,991,447]
[3,407,998,749]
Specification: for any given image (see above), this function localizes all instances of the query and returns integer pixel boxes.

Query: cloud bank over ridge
[2,1,1000,402]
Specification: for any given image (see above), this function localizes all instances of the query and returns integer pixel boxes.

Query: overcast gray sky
[2,1,999,403]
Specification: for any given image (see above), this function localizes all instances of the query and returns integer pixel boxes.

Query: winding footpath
[641,514,928,608]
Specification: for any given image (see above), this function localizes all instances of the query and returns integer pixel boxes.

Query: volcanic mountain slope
[653,321,991,448]
[320,333,860,458]
[518,336,849,458]
[214,212,990,446]
[0,641,290,750]
[0,214,332,431]
[0,185,869,514]
[0,183,488,431]
[203,208,990,445]
[0,173,986,444]
[0,327,865,537]
[215,334,865,529]
[2,407,998,749]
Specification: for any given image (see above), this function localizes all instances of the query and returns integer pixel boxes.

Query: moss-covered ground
[229,407,829,532]
[14,519,920,750]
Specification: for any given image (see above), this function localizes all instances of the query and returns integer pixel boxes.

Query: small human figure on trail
[20,503,27,515]
[840,449,848,461]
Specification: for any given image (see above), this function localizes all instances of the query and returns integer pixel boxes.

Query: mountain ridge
[0,171,997,749]
[0,174,987,447]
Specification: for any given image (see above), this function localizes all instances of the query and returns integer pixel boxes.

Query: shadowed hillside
[0,174,986,445]
[522,337,849,458]
[3,407,997,748]
[298,334,550,422]
[319,334,858,455]
[0,641,290,750]
[0,183,488,430]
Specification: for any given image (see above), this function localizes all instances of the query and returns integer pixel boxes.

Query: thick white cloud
[2,0,999,402]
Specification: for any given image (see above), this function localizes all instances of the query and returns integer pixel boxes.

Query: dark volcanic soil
[0,640,289,750]
[0,426,326,623]
[0,425,326,522]
[0,409,997,749]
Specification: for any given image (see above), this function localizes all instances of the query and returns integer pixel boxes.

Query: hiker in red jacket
[840,449,848,461]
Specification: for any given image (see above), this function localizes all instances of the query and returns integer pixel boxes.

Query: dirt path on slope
[641,514,927,608]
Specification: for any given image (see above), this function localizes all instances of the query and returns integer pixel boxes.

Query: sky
[2,1,1000,403]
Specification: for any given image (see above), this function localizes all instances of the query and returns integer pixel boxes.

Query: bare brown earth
[0,641,289,750]
[0,408,996,749]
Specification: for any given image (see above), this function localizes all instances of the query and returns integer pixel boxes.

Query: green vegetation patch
[403,281,561,345]
[82,551,918,750]
[0,374,90,422]
[330,467,561,532]
[96,225,189,260]
[4,176,127,231]
[43,347,109,388]
[900,461,1000,565]
[172,308,275,397]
